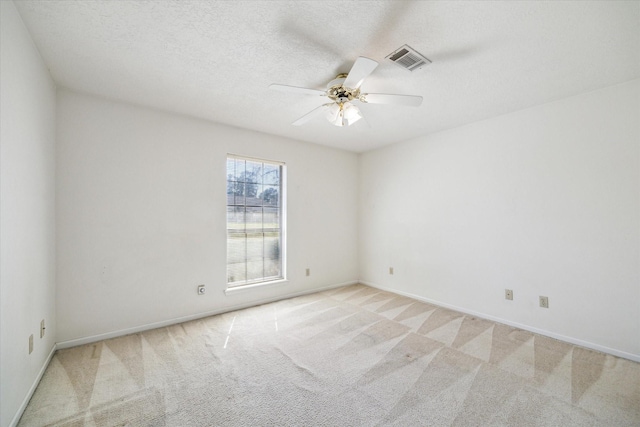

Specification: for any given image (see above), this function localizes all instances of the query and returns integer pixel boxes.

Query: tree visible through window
[226,156,284,287]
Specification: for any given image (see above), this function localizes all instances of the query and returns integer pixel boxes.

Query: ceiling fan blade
[342,57,379,89]
[292,103,331,126]
[269,84,327,97]
[360,93,423,107]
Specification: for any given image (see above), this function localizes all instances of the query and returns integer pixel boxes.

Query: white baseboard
[10,278,637,427]
[57,280,357,350]
[361,280,640,363]
[10,343,57,427]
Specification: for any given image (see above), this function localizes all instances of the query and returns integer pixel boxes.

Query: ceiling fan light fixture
[329,114,344,127]
[326,102,342,126]
[325,102,362,127]
[342,102,362,126]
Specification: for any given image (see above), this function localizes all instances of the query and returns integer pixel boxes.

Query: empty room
[1,1,639,426]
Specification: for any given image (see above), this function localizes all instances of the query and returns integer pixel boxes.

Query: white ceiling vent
[386,45,431,71]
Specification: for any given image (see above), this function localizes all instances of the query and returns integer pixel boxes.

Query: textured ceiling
[14,0,640,152]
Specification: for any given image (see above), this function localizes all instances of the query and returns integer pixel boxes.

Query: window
[226,155,284,288]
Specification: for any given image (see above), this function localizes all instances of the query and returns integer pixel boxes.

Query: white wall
[56,89,359,343]
[359,79,640,359]
[0,2,57,426]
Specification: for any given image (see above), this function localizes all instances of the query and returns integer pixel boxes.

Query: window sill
[224,279,289,295]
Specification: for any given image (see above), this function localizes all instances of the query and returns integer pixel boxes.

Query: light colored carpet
[18,284,640,426]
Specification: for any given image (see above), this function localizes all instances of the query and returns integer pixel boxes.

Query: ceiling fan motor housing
[327,74,360,103]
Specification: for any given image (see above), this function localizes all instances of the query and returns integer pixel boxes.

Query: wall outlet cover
[540,296,549,308]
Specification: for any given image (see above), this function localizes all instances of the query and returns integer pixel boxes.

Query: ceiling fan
[269,57,423,127]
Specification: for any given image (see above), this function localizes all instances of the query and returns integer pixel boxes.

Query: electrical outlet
[197,284,205,295]
[389,267,394,275]
[539,296,549,308]
[305,268,310,276]
[40,319,46,338]
[29,334,34,354]
[505,289,513,300]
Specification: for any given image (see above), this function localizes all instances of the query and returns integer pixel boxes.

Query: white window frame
[225,154,286,291]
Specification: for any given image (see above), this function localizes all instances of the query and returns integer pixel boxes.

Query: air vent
[386,44,431,71]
